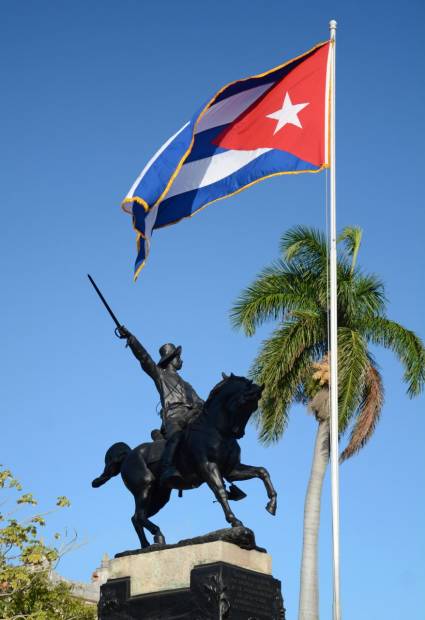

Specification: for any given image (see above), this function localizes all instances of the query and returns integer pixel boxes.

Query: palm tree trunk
[298,416,330,620]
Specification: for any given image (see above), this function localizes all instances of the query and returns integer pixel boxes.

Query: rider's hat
[158,343,182,368]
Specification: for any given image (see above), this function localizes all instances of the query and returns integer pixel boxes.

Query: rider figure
[118,327,204,487]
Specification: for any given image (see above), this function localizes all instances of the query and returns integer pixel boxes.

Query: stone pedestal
[98,530,285,619]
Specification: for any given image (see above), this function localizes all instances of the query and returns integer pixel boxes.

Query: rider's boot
[226,484,247,501]
[160,432,184,487]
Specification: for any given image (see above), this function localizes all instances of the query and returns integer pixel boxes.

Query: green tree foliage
[0,467,96,620]
[232,225,425,455]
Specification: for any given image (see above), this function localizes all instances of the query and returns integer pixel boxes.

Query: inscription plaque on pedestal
[191,563,285,620]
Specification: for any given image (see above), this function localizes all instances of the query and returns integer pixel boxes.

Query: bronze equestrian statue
[87,277,277,549]
[92,328,277,548]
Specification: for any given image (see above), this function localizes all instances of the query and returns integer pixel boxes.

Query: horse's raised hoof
[266,498,277,516]
[154,533,166,545]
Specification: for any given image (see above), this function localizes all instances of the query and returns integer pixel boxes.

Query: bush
[0,467,96,620]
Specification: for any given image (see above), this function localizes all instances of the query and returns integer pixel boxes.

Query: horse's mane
[204,374,248,409]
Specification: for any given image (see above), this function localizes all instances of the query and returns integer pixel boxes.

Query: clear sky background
[2,1,424,618]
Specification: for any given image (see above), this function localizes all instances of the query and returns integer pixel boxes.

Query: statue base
[98,528,285,619]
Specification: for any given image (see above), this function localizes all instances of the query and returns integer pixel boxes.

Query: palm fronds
[340,363,384,461]
[337,226,363,273]
[280,225,328,272]
[360,317,425,397]
[231,262,319,336]
[231,224,425,457]
[254,344,323,443]
[249,318,326,443]
[337,328,370,433]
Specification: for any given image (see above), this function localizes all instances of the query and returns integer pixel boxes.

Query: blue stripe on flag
[185,126,229,163]
[155,149,319,228]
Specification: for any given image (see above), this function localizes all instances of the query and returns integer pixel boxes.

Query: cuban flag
[122,41,331,279]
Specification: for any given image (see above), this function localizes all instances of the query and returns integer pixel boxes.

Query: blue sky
[1,1,424,618]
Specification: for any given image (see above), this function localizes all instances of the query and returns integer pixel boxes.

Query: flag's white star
[267,92,309,134]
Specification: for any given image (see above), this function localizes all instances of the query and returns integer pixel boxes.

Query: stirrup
[160,467,183,486]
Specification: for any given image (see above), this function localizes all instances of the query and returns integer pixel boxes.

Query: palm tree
[231,226,425,620]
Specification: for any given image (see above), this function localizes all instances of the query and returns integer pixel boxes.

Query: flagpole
[328,18,341,620]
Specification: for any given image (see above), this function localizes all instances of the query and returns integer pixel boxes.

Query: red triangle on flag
[214,43,330,167]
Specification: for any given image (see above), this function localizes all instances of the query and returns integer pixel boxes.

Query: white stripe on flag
[166,147,271,199]
[195,83,273,134]
[124,122,190,207]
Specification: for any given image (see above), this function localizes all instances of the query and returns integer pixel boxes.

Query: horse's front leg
[200,461,244,528]
[227,463,277,516]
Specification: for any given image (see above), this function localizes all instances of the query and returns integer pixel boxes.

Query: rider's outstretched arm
[118,327,159,381]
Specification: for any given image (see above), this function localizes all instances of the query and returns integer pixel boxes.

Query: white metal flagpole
[328,18,341,620]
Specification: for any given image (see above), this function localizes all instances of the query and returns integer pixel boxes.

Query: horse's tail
[91,442,131,488]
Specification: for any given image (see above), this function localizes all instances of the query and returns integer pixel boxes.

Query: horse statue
[92,373,277,548]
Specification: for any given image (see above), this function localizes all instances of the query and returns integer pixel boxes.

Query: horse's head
[204,372,264,438]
